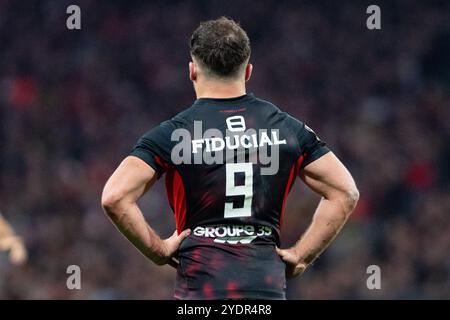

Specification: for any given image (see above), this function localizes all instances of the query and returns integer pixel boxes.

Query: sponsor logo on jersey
[171,116,284,175]
[191,130,286,154]
[193,224,272,244]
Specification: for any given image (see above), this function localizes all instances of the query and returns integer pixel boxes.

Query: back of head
[190,17,251,80]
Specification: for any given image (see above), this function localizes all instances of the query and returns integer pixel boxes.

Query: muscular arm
[101,156,190,267]
[277,152,359,278]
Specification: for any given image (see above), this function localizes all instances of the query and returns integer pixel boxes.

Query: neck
[195,79,246,99]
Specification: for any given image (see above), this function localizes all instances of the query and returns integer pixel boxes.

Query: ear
[189,62,197,81]
[244,63,253,82]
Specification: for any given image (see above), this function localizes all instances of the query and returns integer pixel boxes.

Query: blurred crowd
[0,0,448,299]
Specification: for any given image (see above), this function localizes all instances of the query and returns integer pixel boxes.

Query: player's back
[130,93,329,299]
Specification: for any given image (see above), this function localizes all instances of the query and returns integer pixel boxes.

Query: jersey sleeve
[129,120,175,178]
[284,113,330,169]
[298,123,330,168]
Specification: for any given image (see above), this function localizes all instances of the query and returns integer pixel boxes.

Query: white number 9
[224,162,253,218]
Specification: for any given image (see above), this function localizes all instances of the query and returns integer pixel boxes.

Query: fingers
[176,229,191,244]
[276,246,287,258]
[162,229,191,269]
[276,246,308,279]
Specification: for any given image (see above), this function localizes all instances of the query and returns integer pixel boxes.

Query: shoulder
[252,96,324,154]
[252,96,283,114]
[171,105,198,124]
[253,96,307,132]
[253,95,301,119]
[141,106,195,140]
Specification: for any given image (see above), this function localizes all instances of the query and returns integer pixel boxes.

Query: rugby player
[102,17,359,299]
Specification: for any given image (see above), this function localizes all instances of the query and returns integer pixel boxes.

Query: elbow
[344,185,360,213]
[101,189,126,219]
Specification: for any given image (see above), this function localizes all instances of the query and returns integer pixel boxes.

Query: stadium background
[0,0,448,299]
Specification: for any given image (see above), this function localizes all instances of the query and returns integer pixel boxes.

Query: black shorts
[174,233,286,300]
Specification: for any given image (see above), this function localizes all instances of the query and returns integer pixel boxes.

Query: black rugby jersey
[130,93,329,299]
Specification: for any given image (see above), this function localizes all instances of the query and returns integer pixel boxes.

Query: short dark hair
[190,17,251,79]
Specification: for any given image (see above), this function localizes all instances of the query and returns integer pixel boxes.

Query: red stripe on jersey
[154,155,187,234]
[154,155,171,173]
[165,168,187,234]
[219,107,247,113]
[280,155,305,226]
